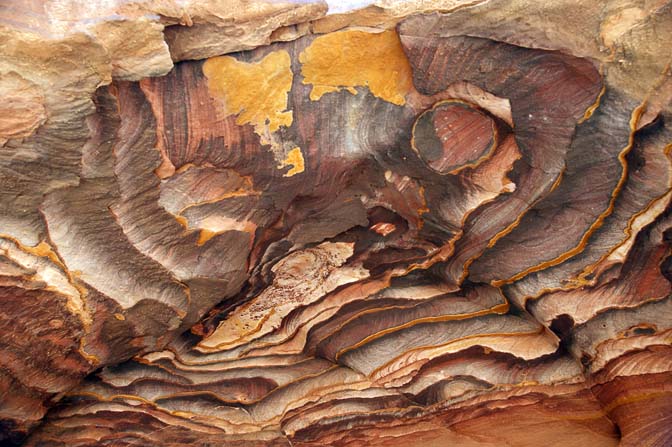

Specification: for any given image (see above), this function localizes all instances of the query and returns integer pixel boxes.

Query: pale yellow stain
[278,147,305,177]
[299,29,413,106]
[192,216,256,246]
[202,50,294,138]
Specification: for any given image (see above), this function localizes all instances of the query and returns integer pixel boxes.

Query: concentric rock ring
[411,100,498,174]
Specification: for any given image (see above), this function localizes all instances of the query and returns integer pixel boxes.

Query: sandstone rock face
[0,1,671,446]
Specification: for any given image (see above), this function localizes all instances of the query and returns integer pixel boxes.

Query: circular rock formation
[412,100,497,174]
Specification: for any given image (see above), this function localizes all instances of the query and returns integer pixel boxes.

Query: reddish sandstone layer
[1,1,671,446]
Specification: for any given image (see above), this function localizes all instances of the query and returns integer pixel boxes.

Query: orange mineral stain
[299,29,413,106]
[278,147,305,177]
[202,50,294,139]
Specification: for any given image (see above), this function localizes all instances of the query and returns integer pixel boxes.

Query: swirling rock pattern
[1,1,671,446]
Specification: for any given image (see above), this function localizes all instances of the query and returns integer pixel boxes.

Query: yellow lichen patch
[202,50,294,138]
[299,29,413,106]
[278,147,305,177]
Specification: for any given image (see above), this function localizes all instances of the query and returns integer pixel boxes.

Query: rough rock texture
[1,0,671,446]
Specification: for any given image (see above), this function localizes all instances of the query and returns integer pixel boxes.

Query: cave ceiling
[0,1,671,446]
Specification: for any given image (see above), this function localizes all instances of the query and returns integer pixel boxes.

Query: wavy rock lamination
[1,1,671,446]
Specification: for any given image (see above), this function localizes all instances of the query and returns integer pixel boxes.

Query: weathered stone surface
[164,1,328,61]
[0,1,671,446]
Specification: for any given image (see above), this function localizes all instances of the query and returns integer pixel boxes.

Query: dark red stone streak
[591,348,672,447]
[287,387,618,446]
[0,286,90,438]
[140,61,265,176]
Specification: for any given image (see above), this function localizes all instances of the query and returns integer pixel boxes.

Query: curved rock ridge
[1,1,671,446]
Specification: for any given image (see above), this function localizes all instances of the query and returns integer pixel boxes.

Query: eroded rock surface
[1,1,671,446]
